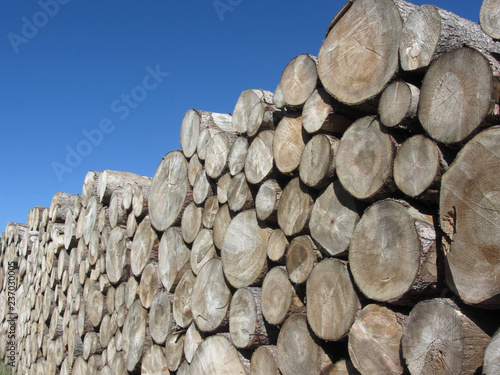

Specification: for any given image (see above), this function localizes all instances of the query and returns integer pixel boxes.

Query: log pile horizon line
[2,0,500,374]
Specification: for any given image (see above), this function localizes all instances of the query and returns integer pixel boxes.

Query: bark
[97,170,151,205]
[48,192,78,224]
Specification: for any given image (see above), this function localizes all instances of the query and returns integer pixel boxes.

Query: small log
[65,212,76,251]
[277,314,332,375]
[173,270,196,328]
[481,0,500,40]
[149,291,173,345]
[49,192,78,223]
[197,128,212,161]
[97,170,151,205]
[125,274,139,309]
[165,331,185,371]
[228,136,249,176]
[349,199,437,304]
[108,189,127,228]
[267,228,288,264]
[83,196,101,245]
[188,153,203,187]
[279,54,318,108]
[221,210,268,288]
[277,178,314,236]
[105,227,130,284]
[216,173,232,204]
[131,215,158,277]
[184,322,204,363]
[250,345,279,375]
[139,263,159,309]
[202,196,219,229]
[348,304,404,375]
[193,169,214,205]
[190,228,216,275]
[484,328,500,375]
[299,134,339,189]
[255,179,282,223]
[86,281,107,327]
[273,114,308,175]
[302,88,352,134]
[181,202,203,244]
[149,150,190,231]
[126,212,137,238]
[99,314,112,349]
[328,359,360,374]
[82,171,101,208]
[245,130,275,185]
[141,345,170,375]
[191,258,231,333]
[378,80,420,129]
[158,227,190,292]
[212,204,231,250]
[336,116,396,200]
[205,132,233,180]
[122,299,147,372]
[189,335,246,375]
[232,89,275,136]
[402,298,490,375]
[227,173,254,212]
[309,180,359,257]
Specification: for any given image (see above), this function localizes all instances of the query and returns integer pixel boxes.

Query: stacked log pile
[2,0,500,373]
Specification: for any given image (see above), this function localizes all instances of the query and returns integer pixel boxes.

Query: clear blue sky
[0,0,482,232]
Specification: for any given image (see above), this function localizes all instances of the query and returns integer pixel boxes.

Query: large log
[349,200,437,304]
[189,335,246,375]
[318,0,407,105]
[221,210,268,288]
[149,150,190,231]
[279,54,318,108]
[232,89,275,136]
[402,298,490,375]
[440,127,500,307]
[418,47,499,145]
[348,304,404,375]
[336,116,396,200]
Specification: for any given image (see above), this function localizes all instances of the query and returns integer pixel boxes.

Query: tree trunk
[191,258,231,333]
[229,287,269,349]
[190,228,216,275]
[349,199,437,305]
[273,114,308,175]
[393,134,447,201]
[255,179,282,223]
[221,210,268,288]
[318,0,406,105]
[149,150,191,231]
[149,291,173,345]
[280,54,318,108]
[299,134,339,189]
[158,227,190,292]
[277,314,332,375]
[189,335,246,375]
[402,298,490,375]
[261,266,305,325]
[302,88,352,134]
[348,304,405,375]
[122,299,147,372]
[400,4,500,72]
[277,178,314,236]
[336,116,396,200]
[481,0,500,39]
[309,180,359,257]
[227,173,254,213]
[228,136,249,176]
[139,263,159,309]
[181,202,203,244]
[418,47,499,145]
[378,80,420,129]
[141,345,169,375]
[286,235,317,285]
[131,215,157,277]
[440,126,500,307]
[245,130,275,185]
[173,270,195,328]
[484,328,500,375]
[250,345,279,375]
[232,89,275,137]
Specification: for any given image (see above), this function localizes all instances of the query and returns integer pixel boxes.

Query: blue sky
[0,0,483,232]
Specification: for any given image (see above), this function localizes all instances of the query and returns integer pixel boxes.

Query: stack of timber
[2,0,500,373]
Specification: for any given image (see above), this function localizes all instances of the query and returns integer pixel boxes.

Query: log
[97,170,151,205]
[216,173,231,204]
[126,213,137,238]
[221,210,268,288]
[82,171,101,208]
[189,335,246,375]
[378,80,420,129]
[202,196,219,229]
[105,227,129,284]
[309,180,359,257]
[131,215,158,277]
[165,331,185,371]
[83,332,100,360]
[273,114,308,175]
[173,270,195,328]
[188,154,203,187]
[250,346,279,375]
[191,258,231,333]
[402,298,490,375]
[149,150,190,231]
[299,134,339,189]
[393,134,446,200]
[481,0,500,40]
[122,299,147,372]
[336,116,396,200]
[181,202,203,244]
[440,126,500,306]
[158,227,190,292]
[229,287,269,349]
[205,132,233,179]
[267,228,288,264]
[193,169,214,205]
[73,357,89,375]
[212,204,231,250]
[418,47,499,145]
[277,177,314,236]
[190,228,215,275]
[108,189,127,228]
[307,258,359,341]
[255,179,282,223]
[149,291,173,345]
[86,281,106,327]
[261,266,305,325]
[197,128,212,161]
[228,136,249,176]
[83,196,100,245]
[349,199,437,304]
[328,359,360,374]
[277,314,332,375]
[48,192,78,223]
[348,304,404,375]
[302,88,352,134]
[318,0,405,105]
[279,54,318,108]
[132,185,150,219]
[184,322,203,363]
[227,173,254,212]
[99,314,112,348]
[141,345,170,375]
[139,263,159,309]
[232,89,275,136]
[125,274,138,309]
[400,3,500,72]
[484,328,500,375]
[286,235,317,285]
[245,130,275,185]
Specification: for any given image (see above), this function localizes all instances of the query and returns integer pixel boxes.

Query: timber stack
[2,0,500,374]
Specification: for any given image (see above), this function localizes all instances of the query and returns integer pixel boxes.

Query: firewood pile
[2,0,500,374]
